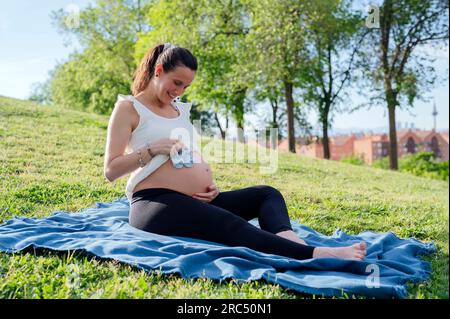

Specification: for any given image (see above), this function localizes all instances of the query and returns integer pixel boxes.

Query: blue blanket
[0,196,436,298]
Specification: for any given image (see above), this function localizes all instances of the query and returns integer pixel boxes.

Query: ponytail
[132,43,198,95]
[132,44,164,96]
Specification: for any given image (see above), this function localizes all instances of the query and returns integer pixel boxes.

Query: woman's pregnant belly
[133,151,213,196]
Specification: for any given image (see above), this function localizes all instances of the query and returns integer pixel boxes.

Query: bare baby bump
[133,151,213,196]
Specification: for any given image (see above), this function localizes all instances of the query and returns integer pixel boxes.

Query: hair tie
[163,42,174,51]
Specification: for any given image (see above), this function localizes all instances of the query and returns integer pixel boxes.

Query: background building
[278,129,449,164]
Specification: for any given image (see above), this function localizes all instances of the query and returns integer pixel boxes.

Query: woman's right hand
[148,138,184,156]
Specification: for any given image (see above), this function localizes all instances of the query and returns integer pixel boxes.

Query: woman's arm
[105,147,152,182]
[103,100,152,182]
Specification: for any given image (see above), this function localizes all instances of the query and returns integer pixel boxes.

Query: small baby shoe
[181,146,193,168]
[170,148,184,169]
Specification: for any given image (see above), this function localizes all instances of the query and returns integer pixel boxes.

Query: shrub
[373,152,449,181]
[372,157,390,169]
[399,152,449,181]
[340,154,366,166]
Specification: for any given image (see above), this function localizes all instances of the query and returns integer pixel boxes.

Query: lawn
[0,95,448,298]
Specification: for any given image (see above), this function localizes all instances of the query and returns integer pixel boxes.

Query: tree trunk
[233,105,245,143]
[237,121,245,143]
[231,88,246,144]
[284,80,296,153]
[270,99,279,149]
[387,102,398,170]
[322,114,331,159]
[270,99,279,128]
[214,111,225,140]
[381,0,398,170]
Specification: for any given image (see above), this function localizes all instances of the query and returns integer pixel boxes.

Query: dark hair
[132,43,198,95]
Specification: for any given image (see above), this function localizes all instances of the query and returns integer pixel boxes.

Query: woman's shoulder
[116,94,144,115]
[116,94,135,104]
[112,94,140,128]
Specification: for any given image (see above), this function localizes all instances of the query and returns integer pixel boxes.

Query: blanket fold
[0,197,436,298]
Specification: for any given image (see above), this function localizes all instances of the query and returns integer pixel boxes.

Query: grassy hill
[0,95,448,298]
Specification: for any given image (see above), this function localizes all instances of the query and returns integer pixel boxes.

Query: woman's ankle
[312,247,322,258]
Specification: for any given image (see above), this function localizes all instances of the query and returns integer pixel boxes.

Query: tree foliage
[49,0,150,113]
[360,0,449,169]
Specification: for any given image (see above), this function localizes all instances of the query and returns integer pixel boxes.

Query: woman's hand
[148,138,184,156]
[192,183,220,203]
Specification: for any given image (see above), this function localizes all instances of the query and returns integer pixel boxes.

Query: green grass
[0,95,448,299]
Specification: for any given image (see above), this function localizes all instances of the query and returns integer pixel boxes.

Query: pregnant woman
[103,42,366,261]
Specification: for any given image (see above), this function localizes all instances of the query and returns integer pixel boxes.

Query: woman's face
[155,64,195,103]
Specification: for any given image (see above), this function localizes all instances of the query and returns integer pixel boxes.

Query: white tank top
[115,94,201,206]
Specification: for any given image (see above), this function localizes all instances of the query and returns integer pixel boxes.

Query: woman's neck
[137,85,179,115]
[139,85,166,109]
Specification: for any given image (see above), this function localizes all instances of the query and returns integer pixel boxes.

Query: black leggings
[129,185,316,260]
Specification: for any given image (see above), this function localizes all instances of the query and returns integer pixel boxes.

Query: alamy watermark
[65,263,81,290]
[64,4,80,29]
[366,4,380,29]
[168,120,279,175]
[365,263,380,288]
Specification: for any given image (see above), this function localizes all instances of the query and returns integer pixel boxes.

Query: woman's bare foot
[312,241,366,261]
[276,230,308,245]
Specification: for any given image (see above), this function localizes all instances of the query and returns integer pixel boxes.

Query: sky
[0,1,448,133]
[0,1,91,98]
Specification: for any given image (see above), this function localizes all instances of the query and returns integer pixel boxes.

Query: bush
[399,152,449,181]
[373,152,449,181]
[340,154,366,166]
[372,157,390,169]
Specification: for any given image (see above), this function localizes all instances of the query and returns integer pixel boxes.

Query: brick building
[299,135,356,161]
[353,134,389,165]
[411,130,449,161]
[278,137,312,153]
[353,129,449,164]
[277,129,449,164]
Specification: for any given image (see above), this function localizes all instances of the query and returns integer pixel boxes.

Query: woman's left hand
[192,183,220,203]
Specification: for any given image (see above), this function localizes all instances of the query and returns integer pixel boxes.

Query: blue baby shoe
[181,146,193,168]
[170,148,184,169]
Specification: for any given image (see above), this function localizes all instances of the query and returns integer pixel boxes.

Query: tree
[28,78,52,105]
[360,0,449,169]
[137,0,251,141]
[241,0,311,153]
[49,0,151,114]
[300,0,365,159]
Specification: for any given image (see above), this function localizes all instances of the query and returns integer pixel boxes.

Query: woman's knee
[255,184,283,198]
